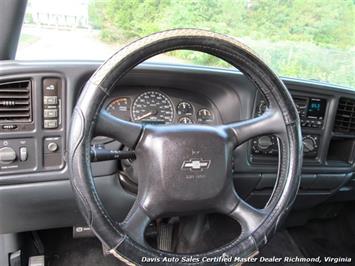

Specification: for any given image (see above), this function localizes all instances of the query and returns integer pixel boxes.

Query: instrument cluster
[106,89,217,125]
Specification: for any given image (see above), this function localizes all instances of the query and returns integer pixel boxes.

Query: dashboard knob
[47,142,58,152]
[257,136,273,150]
[0,147,17,164]
[303,136,316,153]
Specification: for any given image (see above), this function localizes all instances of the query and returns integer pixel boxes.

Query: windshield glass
[17,0,354,88]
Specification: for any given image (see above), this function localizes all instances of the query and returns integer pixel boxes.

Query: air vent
[334,97,355,134]
[0,80,32,123]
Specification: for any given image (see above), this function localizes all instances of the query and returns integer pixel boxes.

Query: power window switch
[44,109,58,118]
[19,147,28,161]
[44,119,58,129]
[43,96,58,105]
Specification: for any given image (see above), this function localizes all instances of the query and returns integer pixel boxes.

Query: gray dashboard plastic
[0,61,354,233]
[0,175,134,234]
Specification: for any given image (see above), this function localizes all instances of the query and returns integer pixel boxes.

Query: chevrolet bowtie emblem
[181,158,211,171]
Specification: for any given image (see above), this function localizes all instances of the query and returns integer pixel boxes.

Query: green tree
[87,0,355,88]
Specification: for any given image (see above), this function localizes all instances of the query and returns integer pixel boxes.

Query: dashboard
[105,87,221,125]
[251,94,326,159]
[0,61,355,234]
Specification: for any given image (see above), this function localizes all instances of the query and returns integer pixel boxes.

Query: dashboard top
[1,60,354,92]
[0,60,355,185]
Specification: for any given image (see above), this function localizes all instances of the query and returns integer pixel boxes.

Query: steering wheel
[68,29,302,265]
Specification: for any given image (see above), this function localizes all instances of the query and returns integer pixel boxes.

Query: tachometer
[131,91,174,123]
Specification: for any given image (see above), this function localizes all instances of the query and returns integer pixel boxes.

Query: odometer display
[131,91,174,123]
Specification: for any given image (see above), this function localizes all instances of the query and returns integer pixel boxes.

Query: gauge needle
[136,111,153,121]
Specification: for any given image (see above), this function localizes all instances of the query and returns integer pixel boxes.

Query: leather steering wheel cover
[68,29,302,265]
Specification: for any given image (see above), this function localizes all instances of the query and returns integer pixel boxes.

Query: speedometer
[131,91,174,123]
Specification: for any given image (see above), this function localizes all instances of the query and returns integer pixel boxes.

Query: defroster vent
[334,97,355,134]
[0,80,32,122]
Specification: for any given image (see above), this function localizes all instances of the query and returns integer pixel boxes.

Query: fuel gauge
[197,108,213,123]
[177,101,193,116]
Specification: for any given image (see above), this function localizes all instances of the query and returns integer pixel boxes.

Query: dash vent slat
[0,80,32,122]
[334,97,355,134]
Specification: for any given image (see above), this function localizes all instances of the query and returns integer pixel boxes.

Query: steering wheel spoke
[229,197,266,235]
[120,201,152,247]
[221,109,285,147]
[219,188,266,236]
[95,109,143,148]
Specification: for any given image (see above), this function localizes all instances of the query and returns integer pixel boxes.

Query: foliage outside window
[19,0,355,88]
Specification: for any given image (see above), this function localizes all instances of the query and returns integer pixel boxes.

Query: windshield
[17,0,354,88]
